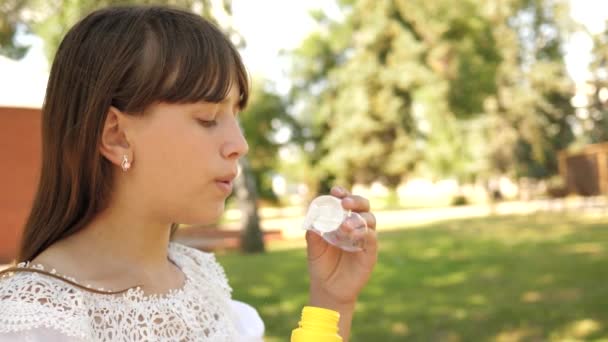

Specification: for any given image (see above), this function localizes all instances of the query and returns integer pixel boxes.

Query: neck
[29,176,187,294]
[37,189,175,276]
[70,208,174,270]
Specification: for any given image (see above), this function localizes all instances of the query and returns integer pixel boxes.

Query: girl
[0,5,377,341]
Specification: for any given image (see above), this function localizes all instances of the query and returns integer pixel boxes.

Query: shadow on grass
[217,213,608,341]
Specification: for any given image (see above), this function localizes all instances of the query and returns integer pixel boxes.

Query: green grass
[216,213,608,341]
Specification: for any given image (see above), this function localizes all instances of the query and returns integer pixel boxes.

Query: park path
[2,196,604,268]
[223,196,607,239]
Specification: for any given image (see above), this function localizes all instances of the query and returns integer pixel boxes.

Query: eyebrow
[222,97,242,113]
[192,92,240,111]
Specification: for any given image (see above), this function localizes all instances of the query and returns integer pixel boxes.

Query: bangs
[115,7,249,113]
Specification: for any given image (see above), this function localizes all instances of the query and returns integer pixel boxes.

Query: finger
[363,229,378,254]
[330,186,350,199]
[337,215,369,243]
[342,195,370,212]
[347,226,369,242]
[338,214,367,233]
[357,212,376,230]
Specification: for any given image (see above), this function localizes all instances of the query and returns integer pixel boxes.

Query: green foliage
[289,0,575,187]
[240,80,301,202]
[583,29,608,144]
[0,0,30,59]
[219,214,608,341]
[485,0,575,178]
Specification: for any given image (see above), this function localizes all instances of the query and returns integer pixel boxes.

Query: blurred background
[1,0,608,340]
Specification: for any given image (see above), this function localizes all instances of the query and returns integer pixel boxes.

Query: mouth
[214,173,237,194]
[215,173,237,183]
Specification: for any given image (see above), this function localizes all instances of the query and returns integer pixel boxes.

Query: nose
[221,118,249,160]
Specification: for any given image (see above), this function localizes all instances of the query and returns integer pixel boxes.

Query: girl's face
[126,85,248,225]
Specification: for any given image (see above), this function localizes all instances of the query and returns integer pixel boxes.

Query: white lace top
[0,242,264,341]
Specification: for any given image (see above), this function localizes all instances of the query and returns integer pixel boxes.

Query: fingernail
[343,197,354,206]
[334,186,345,195]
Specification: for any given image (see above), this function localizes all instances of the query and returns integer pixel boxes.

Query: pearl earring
[121,155,131,172]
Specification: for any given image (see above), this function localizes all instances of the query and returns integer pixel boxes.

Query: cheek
[135,124,219,196]
[136,133,179,177]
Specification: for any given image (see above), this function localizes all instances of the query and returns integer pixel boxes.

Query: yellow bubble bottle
[291,306,342,342]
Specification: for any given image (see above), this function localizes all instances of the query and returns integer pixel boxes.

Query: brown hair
[14,5,249,264]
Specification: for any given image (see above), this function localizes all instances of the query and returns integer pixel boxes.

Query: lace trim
[6,256,188,301]
[0,243,237,341]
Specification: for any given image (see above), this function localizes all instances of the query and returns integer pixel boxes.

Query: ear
[99,106,133,168]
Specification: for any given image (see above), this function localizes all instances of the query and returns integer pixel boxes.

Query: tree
[0,0,30,59]
[239,79,301,202]
[290,0,427,190]
[289,0,575,193]
[235,79,301,253]
[484,0,575,178]
[234,157,264,253]
[584,29,608,143]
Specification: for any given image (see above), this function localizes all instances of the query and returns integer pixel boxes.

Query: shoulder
[169,242,232,294]
[0,270,88,337]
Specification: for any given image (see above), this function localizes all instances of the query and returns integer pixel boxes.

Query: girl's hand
[306,186,378,309]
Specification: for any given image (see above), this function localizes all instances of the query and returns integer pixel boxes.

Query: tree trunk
[235,157,265,253]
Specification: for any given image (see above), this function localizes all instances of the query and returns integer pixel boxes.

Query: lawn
[216,213,608,341]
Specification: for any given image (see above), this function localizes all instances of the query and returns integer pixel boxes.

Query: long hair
[17,5,249,263]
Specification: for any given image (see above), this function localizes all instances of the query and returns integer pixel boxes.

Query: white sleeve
[230,299,265,341]
[0,328,86,342]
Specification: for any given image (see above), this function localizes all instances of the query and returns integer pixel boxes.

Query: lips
[215,173,237,184]
[214,173,237,194]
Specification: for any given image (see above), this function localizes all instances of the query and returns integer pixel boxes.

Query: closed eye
[197,119,218,128]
